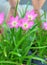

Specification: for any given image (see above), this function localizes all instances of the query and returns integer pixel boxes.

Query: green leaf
[9,51,21,57]
[31,46,47,49]
[26,56,47,64]
[0,61,17,64]
[32,57,47,64]
[19,1,30,18]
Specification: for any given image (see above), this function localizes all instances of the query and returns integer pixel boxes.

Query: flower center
[12,21,17,26]
[24,24,28,28]
[28,15,32,20]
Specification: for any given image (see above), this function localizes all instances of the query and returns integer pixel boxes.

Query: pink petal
[0,13,4,24]
[42,22,47,30]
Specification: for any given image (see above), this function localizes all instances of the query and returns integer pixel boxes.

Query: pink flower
[7,16,19,28]
[25,10,37,21]
[42,22,47,30]
[0,13,4,25]
[19,18,34,30]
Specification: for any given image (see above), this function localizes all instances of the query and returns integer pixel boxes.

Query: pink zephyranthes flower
[25,10,38,21]
[19,18,34,30]
[42,22,47,30]
[7,16,19,28]
[0,13,4,25]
